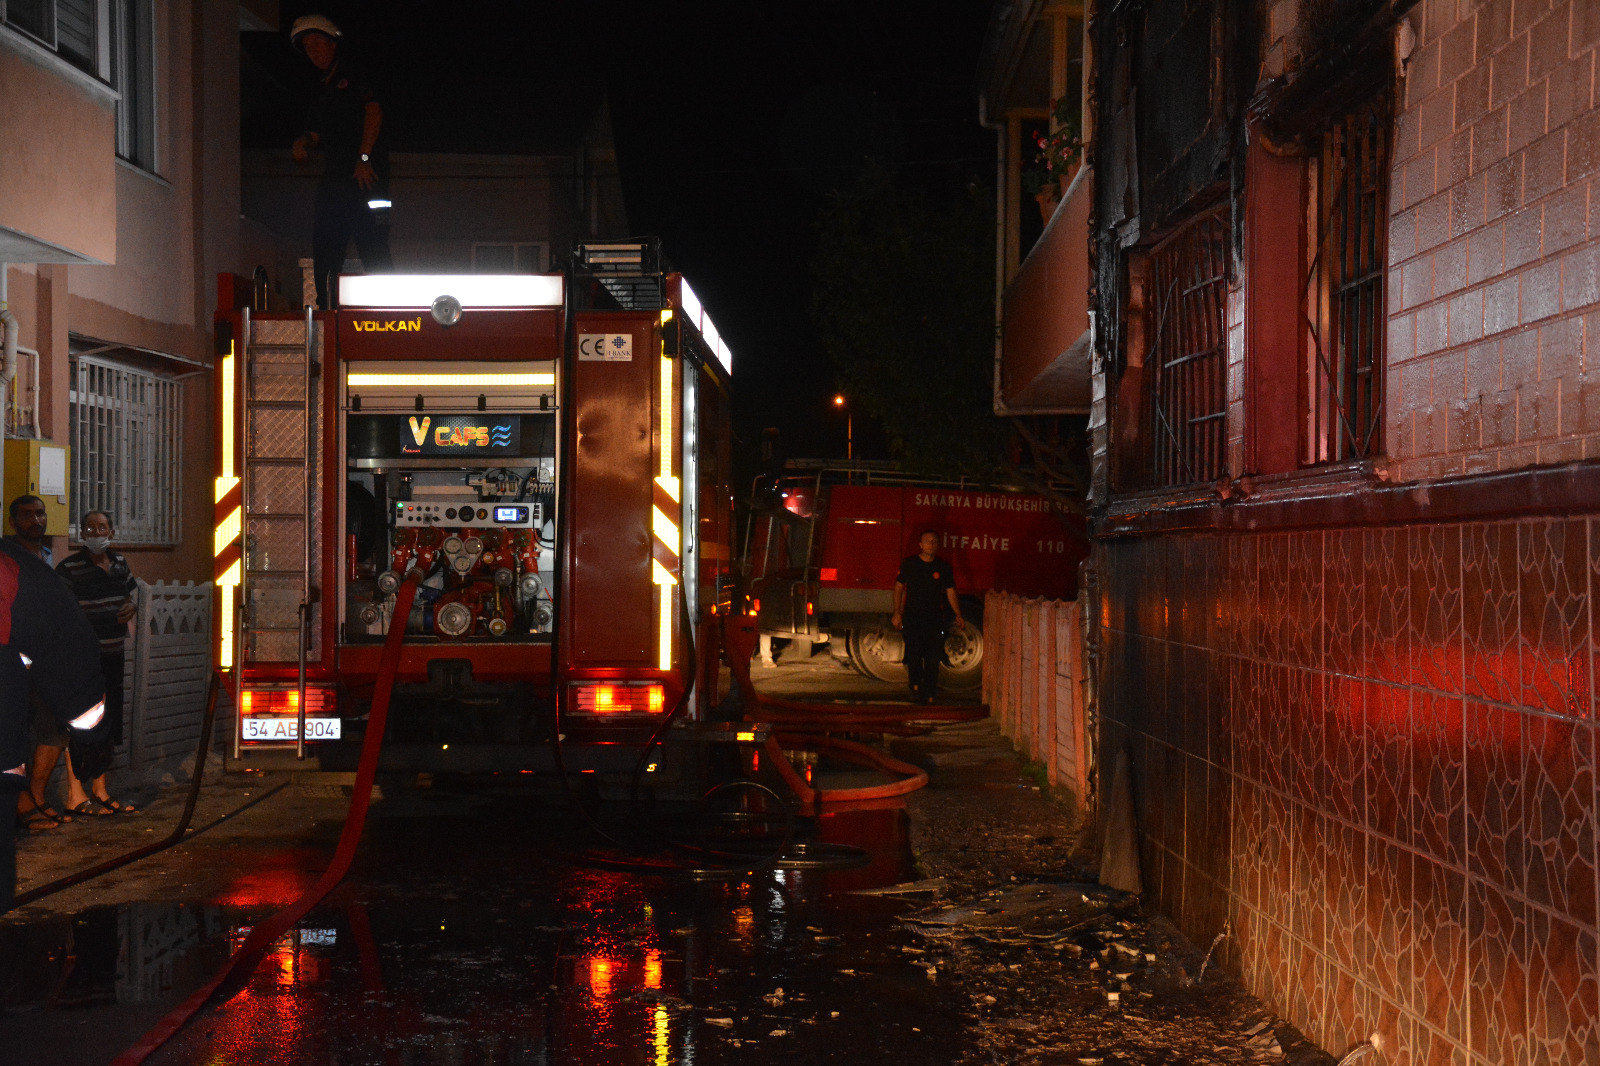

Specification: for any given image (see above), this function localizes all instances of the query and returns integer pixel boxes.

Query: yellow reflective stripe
[217,582,235,669]
[214,475,239,503]
[657,585,673,671]
[214,506,242,557]
[219,342,235,481]
[652,559,678,586]
[654,474,680,504]
[659,355,673,482]
[652,506,679,550]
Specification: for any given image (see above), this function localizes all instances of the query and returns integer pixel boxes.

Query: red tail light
[241,687,335,715]
[572,684,667,715]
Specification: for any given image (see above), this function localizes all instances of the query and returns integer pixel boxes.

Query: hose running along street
[110,574,421,1066]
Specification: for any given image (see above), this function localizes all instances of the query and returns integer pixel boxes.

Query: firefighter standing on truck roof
[289,14,392,309]
[891,530,966,705]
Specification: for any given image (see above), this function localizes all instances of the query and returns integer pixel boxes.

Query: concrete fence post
[981,590,1093,804]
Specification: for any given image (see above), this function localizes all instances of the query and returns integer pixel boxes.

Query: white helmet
[289,14,342,49]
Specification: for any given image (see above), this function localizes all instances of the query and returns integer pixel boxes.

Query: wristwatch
[360,153,371,163]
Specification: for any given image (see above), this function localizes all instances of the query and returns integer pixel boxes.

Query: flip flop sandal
[92,796,137,814]
[70,800,115,817]
[16,800,62,832]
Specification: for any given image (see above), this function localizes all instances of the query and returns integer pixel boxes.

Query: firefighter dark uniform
[1,539,108,912]
[292,15,392,308]
[896,553,956,703]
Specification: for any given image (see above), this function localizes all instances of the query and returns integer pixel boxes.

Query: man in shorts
[1,536,108,911]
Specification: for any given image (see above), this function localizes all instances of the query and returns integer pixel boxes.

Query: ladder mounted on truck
[232,307,323,758]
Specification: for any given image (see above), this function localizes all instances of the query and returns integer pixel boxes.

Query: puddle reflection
[2,799,951,1065]
[1,903,232,1012]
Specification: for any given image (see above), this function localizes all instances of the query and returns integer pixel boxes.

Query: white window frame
[111,0,156,172]
[69,355,183,546]
[471,242,549,274]
[1,0,106,77]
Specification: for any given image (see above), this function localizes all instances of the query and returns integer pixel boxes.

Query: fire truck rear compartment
[344,413,559,645]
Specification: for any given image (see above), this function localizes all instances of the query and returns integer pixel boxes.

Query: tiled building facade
[1095,515,1597,1062]
[1085,0,1600,1062]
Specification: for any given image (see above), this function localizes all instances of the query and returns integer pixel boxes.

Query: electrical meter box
[3,440,70,535]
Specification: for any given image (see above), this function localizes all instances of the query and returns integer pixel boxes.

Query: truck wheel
[939,597,984,693]
[847,626,906,685]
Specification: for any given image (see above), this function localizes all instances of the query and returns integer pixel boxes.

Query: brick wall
[1093,516,1598,1063]
[1386,0,1600,481]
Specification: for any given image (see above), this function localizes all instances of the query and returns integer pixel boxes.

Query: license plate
[242,717,342,741]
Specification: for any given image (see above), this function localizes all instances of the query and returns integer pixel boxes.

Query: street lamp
[833,394,852,460]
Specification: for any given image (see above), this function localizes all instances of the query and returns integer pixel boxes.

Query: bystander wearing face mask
[82,536,111,555]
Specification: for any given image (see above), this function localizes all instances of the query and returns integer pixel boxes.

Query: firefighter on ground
[289,14,392,309]
[891,530,966,705]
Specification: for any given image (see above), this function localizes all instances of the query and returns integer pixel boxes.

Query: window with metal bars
[69,357,183,545]
[1306,94,1390,464]
[1145,207,1230,486]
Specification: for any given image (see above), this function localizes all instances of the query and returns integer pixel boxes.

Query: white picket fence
[110,581,215,777]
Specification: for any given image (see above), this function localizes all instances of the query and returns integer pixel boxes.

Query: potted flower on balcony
[1024,97,1085,223]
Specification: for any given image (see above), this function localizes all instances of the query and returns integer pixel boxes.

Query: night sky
[259,2,997,470]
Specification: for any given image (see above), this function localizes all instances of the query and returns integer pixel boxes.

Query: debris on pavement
[896,718,1336,1066]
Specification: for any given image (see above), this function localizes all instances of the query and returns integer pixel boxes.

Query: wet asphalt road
[1,652,978,1066]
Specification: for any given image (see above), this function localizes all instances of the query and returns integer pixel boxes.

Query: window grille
[1306,95,1390,463]
[1146,207,1230,486]
[69,357,182,545]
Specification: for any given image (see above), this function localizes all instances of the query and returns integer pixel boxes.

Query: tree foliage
[811,178,1007,480]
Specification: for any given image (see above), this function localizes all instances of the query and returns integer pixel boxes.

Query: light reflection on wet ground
[2,787,966,1066]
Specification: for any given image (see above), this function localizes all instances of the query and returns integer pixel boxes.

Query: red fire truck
[743,465,1087,690]
[211,243,735,776]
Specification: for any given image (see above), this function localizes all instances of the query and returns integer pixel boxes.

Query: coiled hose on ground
[722,615,988,807]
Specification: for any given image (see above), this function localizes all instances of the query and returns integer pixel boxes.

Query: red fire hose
[110,575,420,1066]
[763,733,930,807]
[723,616,986,806]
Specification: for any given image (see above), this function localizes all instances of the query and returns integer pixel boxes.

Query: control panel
[395,500,544,528]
